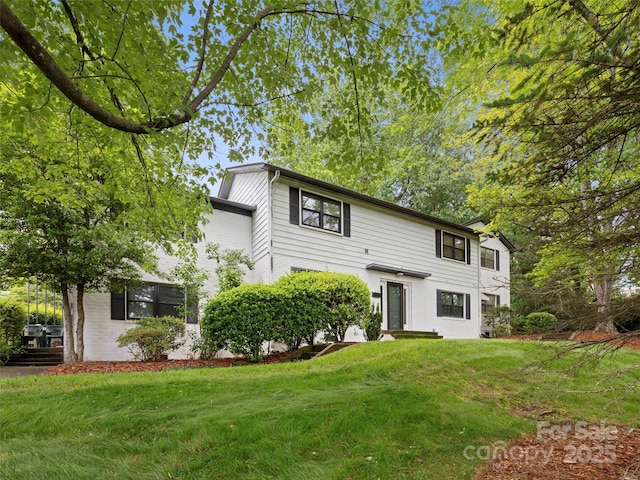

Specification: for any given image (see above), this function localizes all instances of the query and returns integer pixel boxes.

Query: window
[111,283,197,323]
[437,289,471,319]
[481,247,500,270]
[481,294,496,316]
[289,187,351,236]
[301,191,341,233]
[436,230,469,263]
[443,232,466,262]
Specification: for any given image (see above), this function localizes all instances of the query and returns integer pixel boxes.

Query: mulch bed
[483,331,640,478]
[42,351,294,376]
[474,425,640,480]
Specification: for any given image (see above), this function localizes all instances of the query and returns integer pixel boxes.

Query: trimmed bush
[275,282,327,349]
[511,312,557,334]
[525,312,557,333]
[202,284,283,360]
[201,272,371,359]
[275,272,370,342]
[117,316,186,361]
[0,299,26,362]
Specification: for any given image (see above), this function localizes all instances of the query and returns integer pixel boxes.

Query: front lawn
[1,340,639,479]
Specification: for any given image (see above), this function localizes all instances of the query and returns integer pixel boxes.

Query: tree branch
[0,0,154,133]
[565,0,627,62]
[187,5,276,113]
[181,0,215,105]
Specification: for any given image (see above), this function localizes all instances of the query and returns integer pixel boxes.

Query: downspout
[267,169,280,355]
[267,170,280,284]
[477,237,484,337]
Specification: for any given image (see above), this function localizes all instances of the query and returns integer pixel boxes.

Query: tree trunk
[592,274,617,333]
[61,284,78,363]
[579,180,617,334]
[75,283,85,361]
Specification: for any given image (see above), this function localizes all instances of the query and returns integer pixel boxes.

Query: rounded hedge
[200,272,371,359]
[275,271,370,342]
[0,299,27,361]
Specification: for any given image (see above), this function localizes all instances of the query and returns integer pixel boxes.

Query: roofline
[464,219,516,252]
[220,162,476,235]
[209,197,255,217]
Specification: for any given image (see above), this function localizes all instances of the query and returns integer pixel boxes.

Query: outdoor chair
[44,325,64,347]
[22,324,46,348]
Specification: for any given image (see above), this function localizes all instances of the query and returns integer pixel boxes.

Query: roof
[219,162,476,235]
[464,220,516,252]
[209,197,255,217]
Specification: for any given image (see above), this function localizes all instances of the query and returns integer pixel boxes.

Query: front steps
[290,342,357,360]
[383,330,443,340]
[5,347,64,367]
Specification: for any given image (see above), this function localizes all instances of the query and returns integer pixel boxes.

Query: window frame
[481,247,496,269]
[481,294,496,316]
[111,282,197,324]
[300,190,343,234]
[437,289,471,320]
[438,230,469,263]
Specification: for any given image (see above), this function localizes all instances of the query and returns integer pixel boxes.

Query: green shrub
[117,316,186,361]
[0,299,27,361]
[201,284,282,360]
[492,323,512,337]
[525,312,557,333]
[511,312,557,334]
[201,272,371,359]
[27,307,63,325]
[275,272,370,342]
[187,330,220,360]
[363,304,383,341]
[274,279,328,349]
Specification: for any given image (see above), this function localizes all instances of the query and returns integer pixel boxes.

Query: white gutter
[267,170,280,284]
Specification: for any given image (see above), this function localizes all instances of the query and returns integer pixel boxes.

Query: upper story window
[481,247,500,270]
[436,229,470,264]
[289,187,351,237]
[302,191,341,233]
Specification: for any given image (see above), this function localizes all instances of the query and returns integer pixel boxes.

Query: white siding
[82,208,253,361]
[269,179,481,339]
[225,171,270,283]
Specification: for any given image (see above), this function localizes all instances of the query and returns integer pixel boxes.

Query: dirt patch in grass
[42,351,294,376]
[474,425,640,480]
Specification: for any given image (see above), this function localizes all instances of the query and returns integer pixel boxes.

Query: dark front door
[387,282,405,330]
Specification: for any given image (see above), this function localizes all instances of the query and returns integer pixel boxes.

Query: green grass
[1,340,639,480]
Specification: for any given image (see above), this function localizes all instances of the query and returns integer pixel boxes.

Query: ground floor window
[111,282,197,323]
[437,290,471,319]
[482,294,501,314]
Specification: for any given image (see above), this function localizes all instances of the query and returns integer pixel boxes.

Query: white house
[81,163,513,360]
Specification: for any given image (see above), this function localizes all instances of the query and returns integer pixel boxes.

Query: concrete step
[5,347,63,366]
[383,330,443,340]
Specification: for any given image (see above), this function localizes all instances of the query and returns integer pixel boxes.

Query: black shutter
[465,293,471,319]
[111,292,125,320]
[435,230,441,258]
[436,289,443,317]
[496,295,501,306]
[343,202,351,237]
[466,238,471,264]
[495,250,500,271]
[289,187,299,225]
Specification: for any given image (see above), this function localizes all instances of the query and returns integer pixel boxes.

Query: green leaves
[2,0,453,163]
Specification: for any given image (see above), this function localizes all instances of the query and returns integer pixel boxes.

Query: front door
[387,282,406,330]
